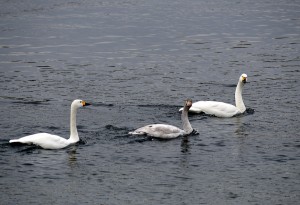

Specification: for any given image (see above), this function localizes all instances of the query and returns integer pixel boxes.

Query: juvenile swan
[129,99,194,139]
[9,99,90,149]
[179,74,248,117]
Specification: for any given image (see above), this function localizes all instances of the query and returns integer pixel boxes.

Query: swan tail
[129,131,139,135]
[129,131,147,136]
[188,107,203,113]
[9,139,22,143]
[180,105,202,113]
[9,138,31,144]
[9,139,16,143]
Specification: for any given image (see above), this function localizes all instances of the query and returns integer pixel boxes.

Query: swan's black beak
[242,78,247,83]
[84,102,91,106]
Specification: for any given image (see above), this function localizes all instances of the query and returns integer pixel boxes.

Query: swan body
[188,101,241,117]
[129,124,186,139]
[129,99,194,139]
[9,133,72,150]
[9,99,90,149]
[180,74,248,117]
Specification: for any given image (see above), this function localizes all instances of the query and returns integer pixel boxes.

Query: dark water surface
[0,0,299,204]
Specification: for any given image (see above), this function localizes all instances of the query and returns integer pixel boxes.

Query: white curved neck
[68,105,79,143]
[235,80,246,113]
[182,106,193,134]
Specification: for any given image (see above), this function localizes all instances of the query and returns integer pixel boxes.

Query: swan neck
[182,106,193,134]
[69,105,79,143]
[235,80,246,113]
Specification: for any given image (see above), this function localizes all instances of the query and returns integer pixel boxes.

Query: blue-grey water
[0,0,299,204]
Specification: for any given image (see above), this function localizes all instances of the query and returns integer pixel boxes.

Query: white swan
[179,74,248,117]
[9,99,90,149]
[129,99,195,139]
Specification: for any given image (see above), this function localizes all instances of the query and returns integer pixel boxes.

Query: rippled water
[0,0,299,204]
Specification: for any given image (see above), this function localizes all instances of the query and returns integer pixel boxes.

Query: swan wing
[190,101,240,117]
[129,124,184,139]
[9,133,70,149]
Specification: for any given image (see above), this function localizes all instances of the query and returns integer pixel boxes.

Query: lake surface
[0,0,299,204]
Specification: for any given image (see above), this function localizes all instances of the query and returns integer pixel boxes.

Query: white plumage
[9,99,90,149]
[180,74,248,117]
[10,133,71,150]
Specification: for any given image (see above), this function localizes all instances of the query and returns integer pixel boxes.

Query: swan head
[71,99,91,109]
[240,73,247,84]
[185,99,193,110]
